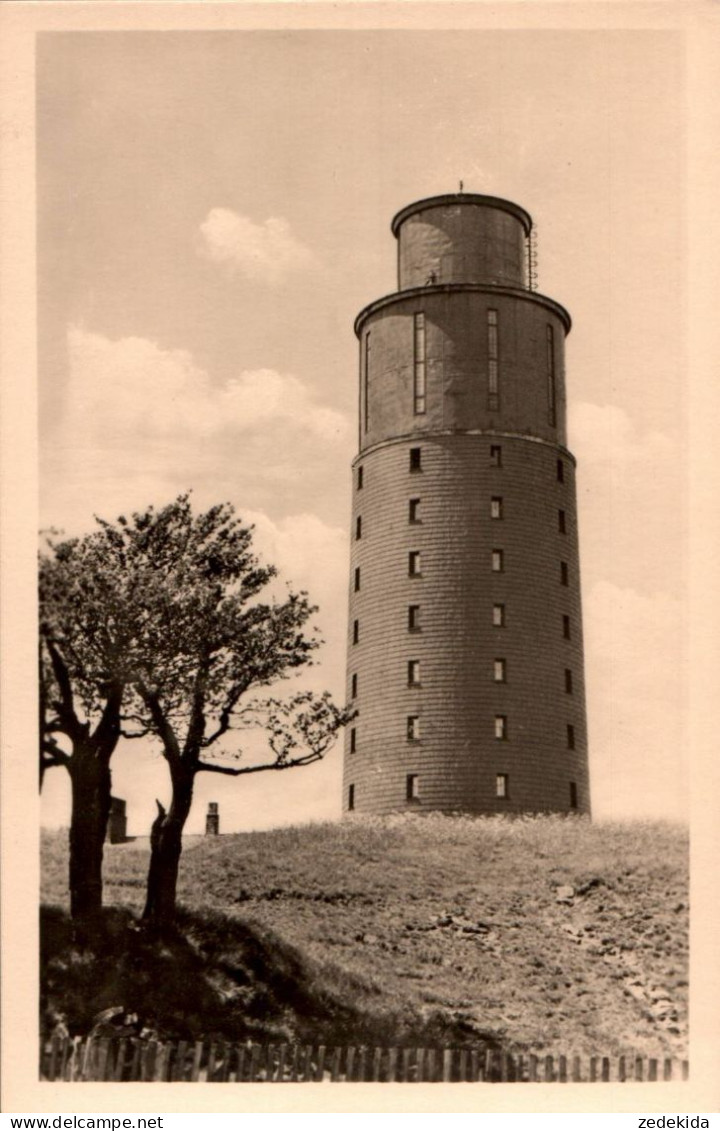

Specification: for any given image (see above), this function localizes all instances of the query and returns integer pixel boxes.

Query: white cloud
[197,208,317,284]
[569,401,674,468]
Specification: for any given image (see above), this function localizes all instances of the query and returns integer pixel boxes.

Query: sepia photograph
[1,0,718,1116]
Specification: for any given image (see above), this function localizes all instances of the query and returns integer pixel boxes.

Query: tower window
[494,715,507,740]
[492,549,504,572]
[557,458,565,483]
[357,465,363,490]
[490,497,503,520]
[353,619,359,644]
[558,509,566,534]
[354,567,361,592]
[487,309,499,411]
[563,614,571,639]
[410,447,422,472]
[496,773,509,799]
[490,444,502,467]
[408,604,421,631]
[364,331,371,433]
[408,660,421,686]
[569,781,578,810]
[350,727,357,753]
[348,783,355,811]
[351,673,357,698]
[356,515,362,540]
[406,774,420,802]
[560,561,569,586]
[494,659,506,683]
[409,497,421,524]
[567,724,576,750]
[546,324,557,428]
[565,668,573,694]
[407,715,420,741]
[409,551,422,576]
[413,313,426,415]
[492,603,505,627]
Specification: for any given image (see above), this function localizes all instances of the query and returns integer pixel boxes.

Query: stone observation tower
[343,193,591,816]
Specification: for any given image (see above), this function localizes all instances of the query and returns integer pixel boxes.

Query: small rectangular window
[490,497,503,520]
[569,781,578,810]
[496,773,509,799]
[563,614,571,639]
[406,773,420,802]
[410,447,422,472]
[407,715,420,741]
[351,673,357,698]
[494,659,506,683]
[492,549,504,573]
[408,660,421,686]
[348,783,355,811]
[564,668,573,694]
[353,619,359,645]
[561,561,569,586]
[408,604,421,631]
[409,551,422,576]
[546,325,557,428]
[490,445,502,467]
[350,727,357,753]
[356,515,362,540]
[567,724,576,750]
[413,313,426,415]
[354,567,360,592]
[557,458,565,483]
[558,509,566,534]
[357,465,363,490]
[409,497,421,524]
[492,603,505,627]
[495,715,507,740]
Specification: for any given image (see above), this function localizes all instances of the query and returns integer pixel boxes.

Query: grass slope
[42,814,688,1057]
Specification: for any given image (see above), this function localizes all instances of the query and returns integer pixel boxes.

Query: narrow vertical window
[363,331,371,433]
[567,724,576,750]
[487,309,499,410]
[350,727,357,753]
[354,567,360,592]
[409,551,422,576]
[408,604,421,631]
[356,515,362,540]
[563,614,571,639]
[407,715,420,741]
[348,784,355,811]
[492,603,505,627]
[569,781,578,810]
[406,774,420,802]
[557,458,565,483]
[409,498,421,524]
[351,673,357,698]
[546,324,557,427]
[558,509,566,534]
[492,549,504,572]
[353,619,359,644]
[490,444,502,467]
[496,773,509,799]
[490,497,503,519]
[564,668,573,694]
[494,659,506,683]
[357,465,363,490]
[413,313,426,415]
[410,447,422,472]
[560,561,569,586]
[494,715,507,740]
[408,660,421,686]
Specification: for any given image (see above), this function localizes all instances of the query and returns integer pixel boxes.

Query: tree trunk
[142,767,194,928]
[68,749,113,925]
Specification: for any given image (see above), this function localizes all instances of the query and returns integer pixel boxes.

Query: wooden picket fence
[41,1037,689,1084]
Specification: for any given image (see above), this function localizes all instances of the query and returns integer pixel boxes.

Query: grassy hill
[41,813,688,1058]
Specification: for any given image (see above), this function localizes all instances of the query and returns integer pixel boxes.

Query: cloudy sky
[37,27,687,833]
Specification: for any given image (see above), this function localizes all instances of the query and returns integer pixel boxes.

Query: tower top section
[391,193,533,291]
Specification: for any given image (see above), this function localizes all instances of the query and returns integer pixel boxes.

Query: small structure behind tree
[205,802,219,836]
[106,798,128,844]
